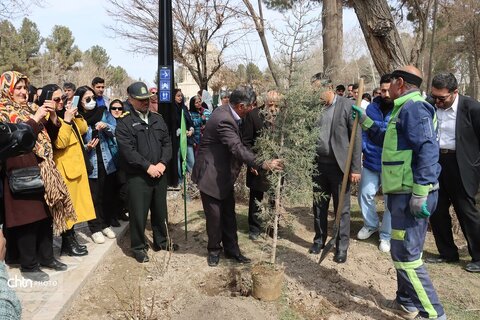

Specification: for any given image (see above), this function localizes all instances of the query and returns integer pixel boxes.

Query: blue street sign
[160,80,170,91]
[160,91,171,102]
[160,68,171,80]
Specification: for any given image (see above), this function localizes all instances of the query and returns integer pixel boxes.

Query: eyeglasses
[53,97,62,103]
[430,93,451,102]
[110,107,123,111]
[84,96,95,103]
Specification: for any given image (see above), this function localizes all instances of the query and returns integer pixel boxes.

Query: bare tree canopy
[0,0,42,19]
[106,0,250,89]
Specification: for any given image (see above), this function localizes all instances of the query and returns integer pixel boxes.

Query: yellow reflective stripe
[405,269,438,318]
[391,229,406,241]
[393,258,424,270]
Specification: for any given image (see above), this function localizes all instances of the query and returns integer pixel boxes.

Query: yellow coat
[53,117,96,229]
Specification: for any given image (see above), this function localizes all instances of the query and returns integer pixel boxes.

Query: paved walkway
[6,221,129,320]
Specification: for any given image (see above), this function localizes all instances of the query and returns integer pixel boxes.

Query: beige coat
[53,117,96,229]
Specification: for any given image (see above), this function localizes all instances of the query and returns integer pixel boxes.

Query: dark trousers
[248,189,264,234]
[128,174,168,252]
[389,192,445,319]
[430,153,480,262]
[88,164,115,233]
[6,218,54,271]
[200,191,240,256]
[312,162,351,251]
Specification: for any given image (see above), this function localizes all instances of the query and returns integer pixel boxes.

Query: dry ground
[63,192,480,320]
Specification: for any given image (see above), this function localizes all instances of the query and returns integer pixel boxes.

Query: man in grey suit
[309,74,362,263]
[192,86,283,267]
[427,73,480,273]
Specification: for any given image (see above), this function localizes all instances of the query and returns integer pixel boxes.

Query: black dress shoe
[152,243,179,252]
[118,211,129,221]
[308,243,324,254]
[465,262,480,273]
[224,252,251,264]
[133,250,149,263]
[41,259,68,271]
[333,250,347,263]
[424,256,459,264]
[21,267,49,282]
[208,254,220,267]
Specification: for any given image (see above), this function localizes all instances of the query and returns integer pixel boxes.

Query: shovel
[318,78,364,264]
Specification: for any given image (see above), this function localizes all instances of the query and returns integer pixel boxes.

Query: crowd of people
[0,64,479,320]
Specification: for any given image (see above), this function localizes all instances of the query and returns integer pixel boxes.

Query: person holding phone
[49,84,96,257]
[76,86,118,244]
[1,72,74,282]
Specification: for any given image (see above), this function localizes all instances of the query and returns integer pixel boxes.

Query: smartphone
[92,129,99,139]
[71,96,80,108]
[45,90,53,101]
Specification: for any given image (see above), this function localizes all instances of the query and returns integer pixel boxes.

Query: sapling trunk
[270,132,284,265]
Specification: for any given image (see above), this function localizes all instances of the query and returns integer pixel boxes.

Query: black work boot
[61,233,88,257]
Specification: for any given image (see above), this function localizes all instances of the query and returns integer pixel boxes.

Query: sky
[12,0,360,87]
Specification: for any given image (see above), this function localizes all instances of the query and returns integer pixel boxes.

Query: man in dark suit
[242,90,281,240]
[309,74,362,263]
[427,73,480,273]
[192,86,283,267]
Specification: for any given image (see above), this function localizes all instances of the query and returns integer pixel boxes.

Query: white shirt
[229,104,241,121]
[436,94,458,150]
[135,109,150,124]
[360,99,369,111]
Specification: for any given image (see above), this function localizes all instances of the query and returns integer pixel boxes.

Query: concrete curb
[7,221,129,320]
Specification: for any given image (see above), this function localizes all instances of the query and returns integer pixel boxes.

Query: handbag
[8,166,45,195]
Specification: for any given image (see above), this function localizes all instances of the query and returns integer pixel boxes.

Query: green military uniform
[115,104,172,254]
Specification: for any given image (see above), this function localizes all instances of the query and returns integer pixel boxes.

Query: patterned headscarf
[0,71,77,234]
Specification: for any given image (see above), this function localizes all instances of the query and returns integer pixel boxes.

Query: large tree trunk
[322,0,343,83]
[242,0,280,88]
[351,0,408,74]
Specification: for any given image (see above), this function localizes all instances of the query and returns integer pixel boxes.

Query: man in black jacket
[116,81,173,263]
[427,73,480,273]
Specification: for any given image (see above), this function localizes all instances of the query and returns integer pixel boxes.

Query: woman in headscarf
[109,99,129,224]
[189,94,211,154]
[75,86,118,244]
[173,88,194,185]
[48,84,95,256]
[0,71,75,281]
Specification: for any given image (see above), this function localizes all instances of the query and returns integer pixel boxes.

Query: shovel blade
[318,236,336,264]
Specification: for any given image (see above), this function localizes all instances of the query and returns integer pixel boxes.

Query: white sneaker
[357,226,378,240]
[91,231,106,244]
[102,227,116,239]
[379,239,391,253]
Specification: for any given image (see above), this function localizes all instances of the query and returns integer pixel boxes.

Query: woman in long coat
[45,84,96,256]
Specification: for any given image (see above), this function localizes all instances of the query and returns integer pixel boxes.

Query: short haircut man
[309,73,362,264]
[336,85,346,96]
[428,72,480,273]
[63,82,76,102]
[192,86,282,267]
[91,77,108,107]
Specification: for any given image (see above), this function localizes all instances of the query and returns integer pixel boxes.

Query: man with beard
[357,74,393,253]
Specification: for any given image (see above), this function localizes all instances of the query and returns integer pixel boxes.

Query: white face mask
[84,100,96,110]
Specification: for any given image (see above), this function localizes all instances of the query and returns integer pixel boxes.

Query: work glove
[351,105,366,123]
[409,194,430,219]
